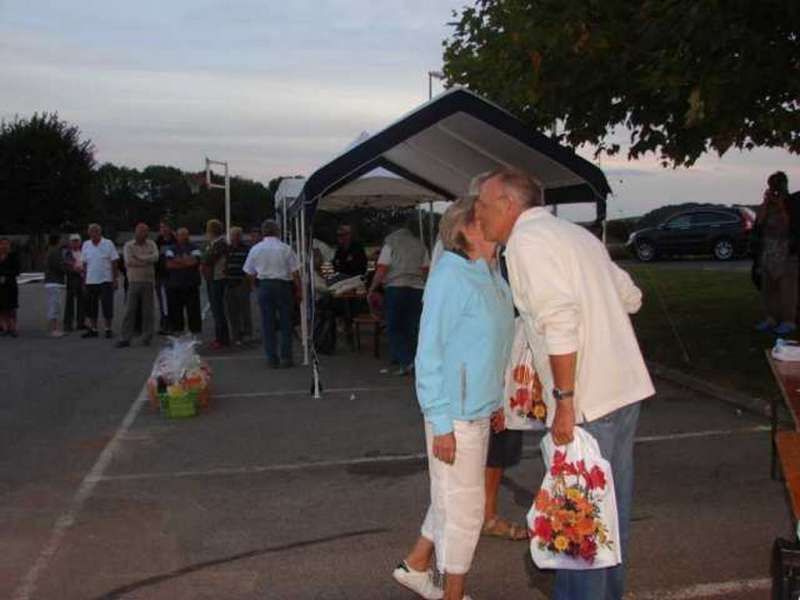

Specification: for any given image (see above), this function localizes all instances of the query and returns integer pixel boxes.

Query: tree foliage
[443,0,800,167]
[90,164,276,235]
[0,113,95,232]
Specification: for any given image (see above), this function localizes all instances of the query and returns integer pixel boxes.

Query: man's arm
[123,243,144,268]
[368,244,391,294]
[111,258,119,289]
[507,237,580,446]
[550,352,577,446]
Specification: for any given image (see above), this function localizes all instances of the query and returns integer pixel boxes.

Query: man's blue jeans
[257,279,293,364]
[383,286,423,367]
[553,401,642,600]
[209,279,230,345]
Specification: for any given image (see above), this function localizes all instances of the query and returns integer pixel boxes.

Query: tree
[0,113,95,232]
[443,0,800,167]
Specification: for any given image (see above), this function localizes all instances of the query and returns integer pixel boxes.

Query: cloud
[1,0,799,218]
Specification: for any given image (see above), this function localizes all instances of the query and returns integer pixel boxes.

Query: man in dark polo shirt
[155,220,176,334]
[224,226,252,345]
[165,227,202,335]
[332,224,367,277]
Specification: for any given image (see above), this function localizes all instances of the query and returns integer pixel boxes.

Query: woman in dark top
[0,237,21,337]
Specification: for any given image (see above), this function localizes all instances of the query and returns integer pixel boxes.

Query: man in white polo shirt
[81,223,119,339]
[243,220,301,368]
[476,168,654,600]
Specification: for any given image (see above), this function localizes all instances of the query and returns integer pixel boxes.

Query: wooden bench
[767,352,800,598]
[352,313,383,359]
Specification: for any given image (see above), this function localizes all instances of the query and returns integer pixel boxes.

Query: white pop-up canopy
[291,87,610,221]
[286,88,612,395]
[274,177,306,242]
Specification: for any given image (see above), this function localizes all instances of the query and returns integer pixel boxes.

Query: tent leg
[300,210,309,367]
[418,205,424,241]
[428,200,434,249]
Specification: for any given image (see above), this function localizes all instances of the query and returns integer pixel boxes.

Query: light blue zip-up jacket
[415,251,515,435]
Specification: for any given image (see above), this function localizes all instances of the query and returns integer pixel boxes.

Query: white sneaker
[50,330,65,338]
[392,561,443,600]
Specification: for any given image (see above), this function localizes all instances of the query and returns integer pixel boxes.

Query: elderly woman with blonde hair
[392,197,514,600]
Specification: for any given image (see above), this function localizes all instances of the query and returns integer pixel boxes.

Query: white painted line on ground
[202,354,266,361]
[96,424,769,484]
[625,577,770,599]
[215,385,410,399]
[11,385,149,600]
[635,425,770,444]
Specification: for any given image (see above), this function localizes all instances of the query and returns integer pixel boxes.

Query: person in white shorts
[392,198,514,600]
[43,233,67,337]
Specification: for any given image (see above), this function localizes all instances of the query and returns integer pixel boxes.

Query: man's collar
[510,206,550,236]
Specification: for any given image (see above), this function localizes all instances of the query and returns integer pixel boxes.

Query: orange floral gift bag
[527,427,622,570]
[504,318,548,430]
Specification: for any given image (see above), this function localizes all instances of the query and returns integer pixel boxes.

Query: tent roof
[323,172,443,212]
[275,177,306,209]
[293,87,611,218]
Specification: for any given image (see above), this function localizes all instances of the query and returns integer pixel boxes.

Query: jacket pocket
[460,362,467,414]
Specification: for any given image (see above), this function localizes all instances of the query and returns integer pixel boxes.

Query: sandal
[481,516,529,541]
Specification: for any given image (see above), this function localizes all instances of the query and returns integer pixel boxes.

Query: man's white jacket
[505,207,654,425]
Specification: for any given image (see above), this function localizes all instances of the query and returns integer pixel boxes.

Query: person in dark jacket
[224,226,252,345]
[155,220,176,333]
[0,237,20,337]
[332,225,367,277]
[44,233,67,337]
[165,227,203,335]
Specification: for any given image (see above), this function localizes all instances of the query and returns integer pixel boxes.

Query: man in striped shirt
[224,226,253,346]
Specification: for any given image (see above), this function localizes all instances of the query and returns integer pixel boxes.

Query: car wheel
[635,240,656,262]
[713,238,735,261]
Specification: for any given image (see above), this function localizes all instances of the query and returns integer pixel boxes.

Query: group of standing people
[0,219,301,362]
[394,168,654,600]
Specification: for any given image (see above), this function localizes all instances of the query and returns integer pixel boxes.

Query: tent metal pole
[418,205,424,241]
[428,200,434,249]
[300,208,309,366]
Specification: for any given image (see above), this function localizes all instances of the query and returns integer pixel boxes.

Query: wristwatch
[552,387,575,402]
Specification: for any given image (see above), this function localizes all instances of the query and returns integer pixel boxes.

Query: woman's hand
[433,433,456,465]
[490,408,506,433]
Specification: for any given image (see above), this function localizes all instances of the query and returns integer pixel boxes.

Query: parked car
[627,207,754,262]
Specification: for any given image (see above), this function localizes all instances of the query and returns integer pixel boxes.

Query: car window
[691,212,740,226]
[665,215,692,229]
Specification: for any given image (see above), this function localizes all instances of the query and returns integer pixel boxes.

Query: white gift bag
[527,427,622,570]
[503,318,548,431]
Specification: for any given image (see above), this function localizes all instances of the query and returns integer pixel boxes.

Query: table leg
[773,392,780,480]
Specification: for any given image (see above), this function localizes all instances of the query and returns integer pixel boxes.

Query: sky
[1,0,798,220]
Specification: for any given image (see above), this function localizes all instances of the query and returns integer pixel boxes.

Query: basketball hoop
[186,173,205,195]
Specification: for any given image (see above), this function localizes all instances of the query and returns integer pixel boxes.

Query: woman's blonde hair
[439,197,476,253]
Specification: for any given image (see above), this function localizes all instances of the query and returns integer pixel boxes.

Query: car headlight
[626,232,638,245]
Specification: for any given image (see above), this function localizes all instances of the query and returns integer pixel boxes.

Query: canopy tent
[286,88,613,395]
[274,176,306,244]
[290,87,611,221]
[321,172,444,212]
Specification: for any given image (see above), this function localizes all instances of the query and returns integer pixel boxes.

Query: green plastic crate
[158,390,198,419]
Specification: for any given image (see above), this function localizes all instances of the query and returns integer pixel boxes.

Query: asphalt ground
[0,282,789,600]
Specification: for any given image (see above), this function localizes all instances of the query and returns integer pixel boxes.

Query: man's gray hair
[87,223,102,233]
[261,219,281,237]
[439,197,475,252]
[480,167,543,208]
